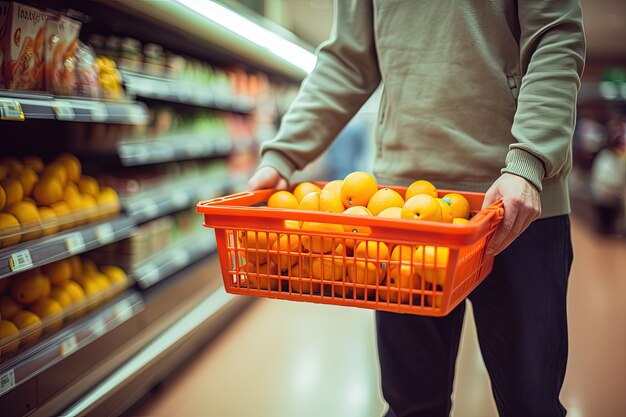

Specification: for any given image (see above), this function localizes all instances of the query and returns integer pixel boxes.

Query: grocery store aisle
[133,215,626,417]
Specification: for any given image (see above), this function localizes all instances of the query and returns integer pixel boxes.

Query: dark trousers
[376,215,573,417]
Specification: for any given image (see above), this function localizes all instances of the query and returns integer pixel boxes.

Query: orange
[405,180,438,200]
[390,245,418,264]
[67,257,83,281]
[340,171,378,209]
[42,161,68,186]
[1,178,24,206]
[96,187,121,217]
[10,270,51,305]
[33,177,64,206]
[63,182,80,201]
[78,175,100,197]
[289,260,320,294]
[0,213,21,247]
[322,180,343,197]
[6,201,41,240]
[426,284,443,308]
[402,194,442,222]
[3,157,24,177]
[347,261,383,299]
[50,286,73,309]
[0,319,20,357]
[238,231,277,265]
[22,155,45,173]
[38,207,59,235]
[267,191,299,209]
[17,168,38,196]
[43,260,72,284]
[342,206,373,249]
[82,258,99,276]
[301,222,344,253]
[436,198,454,223]
[50,201,73,229]
[59,280,85,304]
[310,257,345,283]
[284,219,301,230]
[270,234,301,270]
[29,298,64,332]
[452,218,469,224]
[79,277,101,296]
[11,310,42,345]
[381,264,422,304]
[242,262,279,290]
[0,295,21,319]
[443,193,471,220]
[293,182,321,202]
[367,188,404,216]
[82,194,99,222]
[0,185,5,211]
[56,153,82,182]
[354,241,390,264]
[100,265,128,284]
[414,245,449,285]
[298,190,344,213]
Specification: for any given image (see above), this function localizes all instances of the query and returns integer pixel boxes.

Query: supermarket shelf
[118,135,255,167]
[132,232,217,289]
[121,70,255,113]
[0,290,144,398]
[0,91,149,124]
[0,216,136,280]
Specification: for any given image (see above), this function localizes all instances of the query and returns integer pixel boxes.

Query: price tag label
[9,249,33,272]
[114,299,133,323]
[92,318,107,337]
[60,335,78,357]
[95,223,115,245]
[0,369,16,395]
[81,101,108,122]
[0,99,25,121]
[65,232,86,254]
[135,262,160,287]
[171,247,191,268]
[172,190,189,208]
[52,100,75,121]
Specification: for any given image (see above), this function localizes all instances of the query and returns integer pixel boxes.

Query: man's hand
[248,166,288,191]
[482,173,541,255]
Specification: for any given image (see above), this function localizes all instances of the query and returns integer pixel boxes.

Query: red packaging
[0,2,47,91]
[44,12,81,95]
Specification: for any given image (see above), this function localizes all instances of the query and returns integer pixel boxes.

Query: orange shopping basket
[197,184,503,317]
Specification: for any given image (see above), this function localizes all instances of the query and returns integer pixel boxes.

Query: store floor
[133,215,626,417]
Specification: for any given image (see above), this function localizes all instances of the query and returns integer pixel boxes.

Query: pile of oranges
[236,172,472,306]
[0,257,128,358]
[0,154,121,248]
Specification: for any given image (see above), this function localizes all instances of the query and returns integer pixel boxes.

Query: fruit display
[0,255,129,359]
[233,172,474,306]
[0,153,121,247]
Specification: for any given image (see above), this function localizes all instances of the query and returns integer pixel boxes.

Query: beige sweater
[259,0,586,218]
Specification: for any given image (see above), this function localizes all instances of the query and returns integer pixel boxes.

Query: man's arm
[484,0,586,254]
[249,0,381,190]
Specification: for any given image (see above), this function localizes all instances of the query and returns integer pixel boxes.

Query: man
[249,1,585,416]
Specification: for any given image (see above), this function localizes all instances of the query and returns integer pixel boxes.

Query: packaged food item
[143,43,165,76]
[96,55,124,100]
[74,41,100,98]
[44,12,81,95]
[119,37,141,72]
[0,2,47,91]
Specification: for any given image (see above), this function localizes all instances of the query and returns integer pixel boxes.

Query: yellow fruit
[322,180,343,196]
[80,277,101,296]
[29,298,64,332]
[413,246,449,286]
[243,262,279,290]
[0,213,21,247]
[59,280,85,304]
[381,264,422,304]
[22,155,45,173]
[405,180,438,200]
[82,259,98,276]
[17,168,38,196]
[301,222,344,253]
[0,320,20,357]
[0,185,5,211]
[63,182,80,201]
[50,286,73,309]
[452,218,469,224]
[41,161,68,186]
[426,284,443,308]
[436,198,454,223]
[10,270,51,305]
[354,241,390,264]
[367,188,404,216]
[0,295,21,319]
[78,176,100,197]
[50,201,74,229]
[267,191,299,209]
[82,194,99,222]
[238,231,277,265]
[33,177,64,206]
[92,273,111,289]
[38,207,59,236]
[390,245,417,264]
[56,153,82,182]
[3,158,24,177]
[342,206,373,249]
[11,310,42,345]
[298,190,344,213]
[43,260,72,285]
[443,193,471,220]
[293,182,321,202]
[100,265,128,284]
[67,257,83,281]
[96,187,120,217]
[311,257,345,282]
[270,234,301,270]
[1,178,24,206]
[402,194,442,222]
[347,261,382,299]
[6,201,41,240]
[284,220,301,229]
[288,259,320,294]
[340,171,378,209]
[377,207,403,219]
[65,195,87,225]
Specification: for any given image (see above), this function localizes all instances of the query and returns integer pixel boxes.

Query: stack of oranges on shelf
[0,154,121,248]
[0,257,129,358]
[236,171,472,306]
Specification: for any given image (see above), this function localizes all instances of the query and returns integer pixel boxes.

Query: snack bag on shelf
[0,2,47,91]
[44,12,81,96]
[74,41,100,98]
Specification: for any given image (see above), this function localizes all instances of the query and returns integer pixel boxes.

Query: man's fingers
[481,188,500,211]
[486,199,519,255]
[494,210,529,255]
[248,167,286,191]
[276,178,288,190]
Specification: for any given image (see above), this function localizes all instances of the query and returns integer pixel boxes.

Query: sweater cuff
[501,148,546,192]
[258,150,298,181]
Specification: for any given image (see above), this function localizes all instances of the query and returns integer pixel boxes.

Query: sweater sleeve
[259,0,381,180]
[503,0,586,191]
